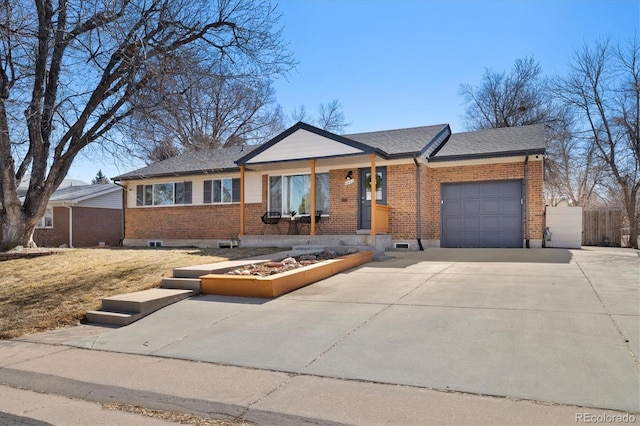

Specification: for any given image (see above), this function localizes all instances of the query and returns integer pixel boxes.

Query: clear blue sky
[69,0,639,183]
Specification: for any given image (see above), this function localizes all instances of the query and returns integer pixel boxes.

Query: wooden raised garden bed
[199,251,373,298]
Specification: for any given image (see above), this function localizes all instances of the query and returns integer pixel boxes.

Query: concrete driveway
[68,247,640,413]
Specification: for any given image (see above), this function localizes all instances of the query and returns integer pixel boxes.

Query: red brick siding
[126,204,247,240]
[34,206,122,247]
[34,206,69,247]
[387,164,418,239]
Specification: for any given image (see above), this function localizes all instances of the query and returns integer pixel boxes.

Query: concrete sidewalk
[2,247,638,424]
[0,339,632,425]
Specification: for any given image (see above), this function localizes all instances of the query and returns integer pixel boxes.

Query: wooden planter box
[200,251,373,298]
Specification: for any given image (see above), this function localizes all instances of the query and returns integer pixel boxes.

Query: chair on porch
[261,211,282,234]
[299,210,323,234]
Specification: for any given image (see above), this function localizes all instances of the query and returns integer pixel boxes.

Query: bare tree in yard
[459,56,603,208]
[544,119,608,207]
[0,0,294,247]
[290,99,351,133]
[459,57,552,129]
[553,38,640,248]
[129,57,286,163]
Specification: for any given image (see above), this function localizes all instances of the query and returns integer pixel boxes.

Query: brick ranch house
[0,183,123,247]
[114,122,545,250]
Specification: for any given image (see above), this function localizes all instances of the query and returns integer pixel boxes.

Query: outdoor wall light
[345,170,353,180]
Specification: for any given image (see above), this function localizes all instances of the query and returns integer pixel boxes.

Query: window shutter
[203,180,212,203]
[184,181,192,204]
[232,178,241,203]
[136,185,143,206]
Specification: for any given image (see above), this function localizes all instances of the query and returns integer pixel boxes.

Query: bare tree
[552,38,640,248]
[460,57,553,129]
[0,0,294,247]
[289,99,350,133]
[129,57,286,162]
[459,57,604,208]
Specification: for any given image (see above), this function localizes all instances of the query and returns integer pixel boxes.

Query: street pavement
[1,247,638,424]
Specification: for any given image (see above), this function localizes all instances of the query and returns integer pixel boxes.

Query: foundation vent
[394,243,410,249]
[148,240,163,247]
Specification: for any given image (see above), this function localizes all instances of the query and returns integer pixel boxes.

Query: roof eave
[429,148,546,163]
[113,167,240,182]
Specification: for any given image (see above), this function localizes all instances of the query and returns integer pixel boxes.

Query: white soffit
[246,129,364,164]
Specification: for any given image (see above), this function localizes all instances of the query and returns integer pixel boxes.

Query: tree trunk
[1,208,37,249]
[624,188,639,249]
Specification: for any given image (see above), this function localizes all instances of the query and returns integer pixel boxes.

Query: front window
[269,173,329,215]
[204,178,240,204]
[136,182,192,206]
[36,207,53,228]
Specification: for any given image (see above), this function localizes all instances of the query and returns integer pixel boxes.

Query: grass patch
[0,247,280,339]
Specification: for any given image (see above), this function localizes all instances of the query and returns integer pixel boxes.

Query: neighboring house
[33,184,123,248]
[113,122,545,249]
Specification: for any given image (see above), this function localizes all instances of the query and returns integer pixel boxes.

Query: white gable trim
[246,129,365,164]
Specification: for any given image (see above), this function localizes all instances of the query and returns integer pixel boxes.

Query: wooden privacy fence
[582,209,622,246]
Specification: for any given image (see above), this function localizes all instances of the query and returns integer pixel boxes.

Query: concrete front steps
[86,288,193,327]
[87,246,372,327]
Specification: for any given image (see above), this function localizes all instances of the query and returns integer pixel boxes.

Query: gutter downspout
[64,204,73,248]
[413,156,424,251]
[524,154,530,249]
[113,182,126,246]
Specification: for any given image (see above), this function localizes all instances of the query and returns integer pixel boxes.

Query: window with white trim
[36,206,53,228]
[203,178,240,204]
[268,173,329,215]
[136,182,192,206]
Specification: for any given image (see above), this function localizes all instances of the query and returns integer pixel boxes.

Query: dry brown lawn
[0,247,280,339]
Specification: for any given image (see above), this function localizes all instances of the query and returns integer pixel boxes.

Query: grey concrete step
[86,289,193,326]
[161,277,201,294]
[85,310,143,327]
[100,289,192,313]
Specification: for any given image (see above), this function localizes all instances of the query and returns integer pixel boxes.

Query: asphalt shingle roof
[114,123,546,180]
[432,124,546,160]
[113,145,246,181]
[345,124,450,156]
[48,184,121,202]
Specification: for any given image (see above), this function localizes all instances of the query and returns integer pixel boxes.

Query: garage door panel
[481,216,501,230]
[500,180,522,195]
[463,199,481,214]
[462,184,480,197]
[442,180,522,248]
[481,199,500,214]
[443,200,461,215]
[462,233,480,247]
[500,198,522,213]
[462,216,480,231]
[443,216,461,231]
[480,181,501,196]
[501,215,522,229]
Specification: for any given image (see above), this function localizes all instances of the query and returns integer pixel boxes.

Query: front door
[359,167,386,229]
